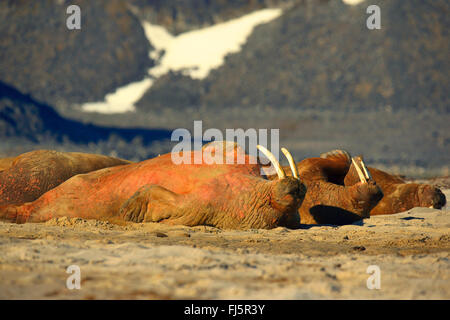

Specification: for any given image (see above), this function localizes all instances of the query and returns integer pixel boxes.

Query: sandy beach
[1,189,449,300]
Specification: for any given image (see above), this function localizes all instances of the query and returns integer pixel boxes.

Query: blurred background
[0,0,448,177]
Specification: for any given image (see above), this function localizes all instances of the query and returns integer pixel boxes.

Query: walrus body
[0,150,131,206]
[1,146,444,228]
[344,165,446,215]
[272,150,446,224]
[289,151,382,225]
[0,144,306,229]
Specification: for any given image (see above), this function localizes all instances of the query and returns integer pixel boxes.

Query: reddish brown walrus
[0,143,306,229]
[343,156,446,215]
[0,150,131,206]
[268,149,446,224]
[265,150,383,225]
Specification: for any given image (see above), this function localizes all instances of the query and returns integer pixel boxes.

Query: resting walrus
[343,157,446,215]
[266,150,383,225]
[269,149,446,224]
[0,150,131,206]
[0,143,306,229]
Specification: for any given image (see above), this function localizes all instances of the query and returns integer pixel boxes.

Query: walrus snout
[355,180,383,200]
[271,177,307,211]
[368,180,384,203]
[353,180,384,217]
[417,185,446,209]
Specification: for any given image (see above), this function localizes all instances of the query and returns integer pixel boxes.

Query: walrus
[0,150,131,206]
[268,149,446,224]
[0,144,307,230]
[343,156,446,215]
[266,150,383,225]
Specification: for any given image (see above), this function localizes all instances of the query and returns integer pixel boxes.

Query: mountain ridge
[137,0,449,113]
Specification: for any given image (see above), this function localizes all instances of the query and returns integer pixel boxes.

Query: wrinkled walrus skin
[0,145,306,230]
[344,162,447,215]
[0,150,131,206]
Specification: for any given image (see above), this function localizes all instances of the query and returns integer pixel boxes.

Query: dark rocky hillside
[0,0,153,109]
[137,0,449,113]
[129,0,292,35]
[0,81,171,160]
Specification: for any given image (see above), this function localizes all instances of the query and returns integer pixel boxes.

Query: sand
[0,189,449,300]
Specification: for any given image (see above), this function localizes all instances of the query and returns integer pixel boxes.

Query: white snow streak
[81,8,282,114]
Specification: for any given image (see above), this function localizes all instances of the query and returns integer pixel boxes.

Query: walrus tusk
[359,159,372,180]
[281,147,299,179]
[352,158,367,183]
[257,145,286,179]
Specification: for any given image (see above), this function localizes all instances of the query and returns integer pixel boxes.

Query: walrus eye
[257,145,286,179]
[281,147,299,180]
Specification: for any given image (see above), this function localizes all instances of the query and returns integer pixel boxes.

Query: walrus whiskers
[281,147,299,179]
[257,145,286,179]
[352,158,367,183]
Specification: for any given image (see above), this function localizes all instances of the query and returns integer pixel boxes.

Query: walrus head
[417,184,446,209]
[349,180,384,218]
[345,156,384,218]
[257,145,307,207]
[257,145,307,228]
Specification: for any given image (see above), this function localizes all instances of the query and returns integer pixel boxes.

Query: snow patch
[144,8,282,79]
[81,79,152,113]
[342,0,366,5]
[80,8,282,114]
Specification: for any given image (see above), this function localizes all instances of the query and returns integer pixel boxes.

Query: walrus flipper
[120,185,181,223]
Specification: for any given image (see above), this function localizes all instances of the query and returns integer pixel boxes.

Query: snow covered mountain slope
[81,8,282,113]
